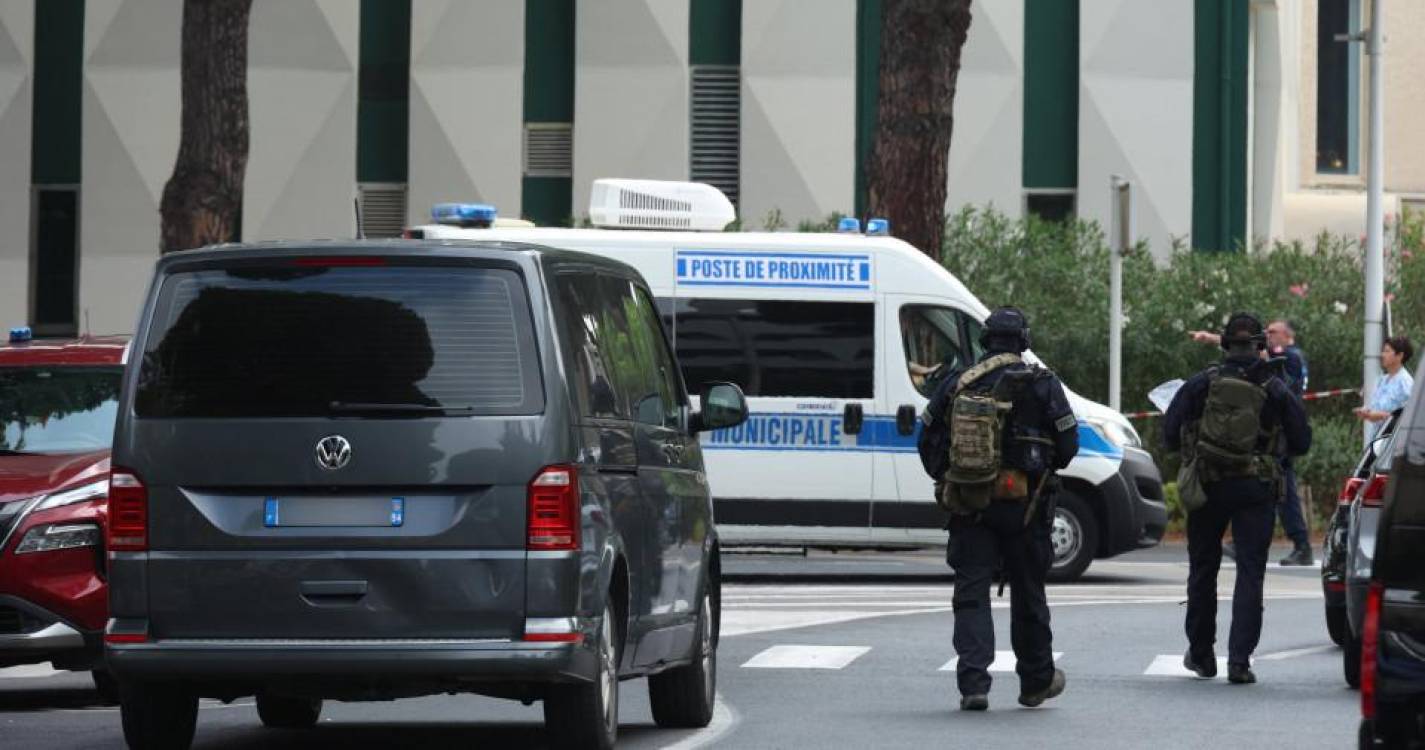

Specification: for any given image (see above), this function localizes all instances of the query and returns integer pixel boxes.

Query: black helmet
[1221,312,1267,351]
[981,306,1031,352]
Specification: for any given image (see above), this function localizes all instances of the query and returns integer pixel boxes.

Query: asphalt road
[0,545,1357,749]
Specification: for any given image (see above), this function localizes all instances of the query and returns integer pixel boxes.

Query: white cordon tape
[1124,387,1360,419]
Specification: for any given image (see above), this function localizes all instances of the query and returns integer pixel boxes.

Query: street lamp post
[1362,0,1386,440]
[1109,176,1132,413]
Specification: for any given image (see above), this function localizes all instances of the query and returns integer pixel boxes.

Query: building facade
[0,0,1419,336]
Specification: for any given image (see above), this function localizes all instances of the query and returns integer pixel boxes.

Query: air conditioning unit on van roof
[589,178,735,232]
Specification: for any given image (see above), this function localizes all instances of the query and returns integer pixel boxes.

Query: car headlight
[14,523,101,554]
[1086,417,1141,450]
[31,479,108,513]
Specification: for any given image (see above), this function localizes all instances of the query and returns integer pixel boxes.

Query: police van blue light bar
[9,326,33,343]
[432,203,498,228]
[836,217,861,234]
[866,218,890,236]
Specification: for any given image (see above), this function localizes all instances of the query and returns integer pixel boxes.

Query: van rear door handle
[300,580,367,606]
[843,403,864,436]
[896,405,917,436]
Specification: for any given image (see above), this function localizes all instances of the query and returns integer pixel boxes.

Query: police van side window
[552,273,624,420]
[665,298,873,399]
[963,313,987,361]
[900,305,972,395]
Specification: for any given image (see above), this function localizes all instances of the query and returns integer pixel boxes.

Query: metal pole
[1363,0,1385,433]
[1109,176,1130,412]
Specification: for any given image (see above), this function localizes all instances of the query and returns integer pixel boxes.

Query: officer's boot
[1279,542,1313,567]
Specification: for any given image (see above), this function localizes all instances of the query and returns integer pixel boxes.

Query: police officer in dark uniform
[918,307,1079,711]
[1163,313,1311,684]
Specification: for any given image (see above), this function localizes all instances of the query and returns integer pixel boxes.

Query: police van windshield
[134,264,544,418]
[0,367,122,454]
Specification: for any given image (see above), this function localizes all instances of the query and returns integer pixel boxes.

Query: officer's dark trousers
[949,502,1054,697]
[1185,478,1276,666]
[1278,461,1309,547]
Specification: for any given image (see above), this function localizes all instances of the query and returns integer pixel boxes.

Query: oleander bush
[937,206,1425,526]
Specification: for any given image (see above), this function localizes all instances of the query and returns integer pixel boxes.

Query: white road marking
[658,693,740,750]
[1257,644,1338,661]
[1144,654,1230,677]
[940,651,1063,673]
[741,645,871,670]
[0,664,66,680]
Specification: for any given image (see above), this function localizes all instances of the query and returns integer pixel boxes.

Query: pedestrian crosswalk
[940,651,1063,673]
[735,646,1318,677]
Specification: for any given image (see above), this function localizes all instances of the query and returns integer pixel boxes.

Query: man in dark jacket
[1164,313,1312,684]
[919,307,1079,711]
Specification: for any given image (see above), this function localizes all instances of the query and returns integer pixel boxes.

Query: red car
[0,328,127,696]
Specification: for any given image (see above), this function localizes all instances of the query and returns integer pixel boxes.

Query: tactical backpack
[1178,367,1282,512]
[937,353,1022,515]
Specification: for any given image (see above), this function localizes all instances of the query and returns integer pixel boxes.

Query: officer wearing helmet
[1163,313,1311,685]
[917,306,1078,711]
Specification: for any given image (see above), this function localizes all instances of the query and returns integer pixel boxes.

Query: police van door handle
[843,403,864,436]
[896,405,917,436]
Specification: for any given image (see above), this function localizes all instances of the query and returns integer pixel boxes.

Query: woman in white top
[1355,336,1415,441]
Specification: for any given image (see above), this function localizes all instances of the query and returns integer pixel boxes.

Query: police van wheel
[1047,494,1097,583]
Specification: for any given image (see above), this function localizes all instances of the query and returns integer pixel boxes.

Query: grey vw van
[104,240,747,750]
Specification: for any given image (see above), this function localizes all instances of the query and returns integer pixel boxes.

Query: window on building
[31,188,79,336]
[1025,191,1076,223]
[30,0,84,336]
[661,298,874,399]
[689,0,741,206]
[690,66,741,206]
[1316,0,1361,175]
[357,0,411,237]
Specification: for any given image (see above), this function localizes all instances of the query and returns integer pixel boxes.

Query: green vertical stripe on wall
[854,0,882,219]
[1191,0,1248,252]
[690,0,741,66]
[31,0,84,185]
[1022,0,1079,190]
[357,0,411,183]
[524,0,575,122]
[523,0,575,224]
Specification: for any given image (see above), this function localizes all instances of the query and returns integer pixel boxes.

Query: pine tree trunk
[864,0,972,259]
[159,0,253,254]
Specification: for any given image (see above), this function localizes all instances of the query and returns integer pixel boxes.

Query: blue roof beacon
[431,203,498,229]
[9,326,33,343]
[836,217,861,234]
[865,218,891,236]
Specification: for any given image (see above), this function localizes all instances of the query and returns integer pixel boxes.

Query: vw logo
[314,435,352,471]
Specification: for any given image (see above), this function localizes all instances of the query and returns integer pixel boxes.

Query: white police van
[410,179,1166,580]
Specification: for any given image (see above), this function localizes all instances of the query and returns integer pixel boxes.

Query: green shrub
[939,206,1425,521]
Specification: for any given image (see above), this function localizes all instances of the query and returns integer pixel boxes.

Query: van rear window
[135,264,543,418]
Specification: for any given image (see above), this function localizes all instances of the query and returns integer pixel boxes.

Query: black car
[1360,359,1425,748]
[1341,421,1404,688]
[105,241,749,750]
[1323,413,1399,647]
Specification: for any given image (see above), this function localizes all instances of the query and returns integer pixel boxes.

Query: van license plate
[263,497,405,528]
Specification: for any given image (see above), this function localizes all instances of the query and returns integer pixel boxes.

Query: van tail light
[1362,581,1384,719]
[1340,477,1365,505]
[1362,474,1389,508]
[106,469,148,552]
[527,466,579,551]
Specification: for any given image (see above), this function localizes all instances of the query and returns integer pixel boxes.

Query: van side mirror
[691,382,748,433]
